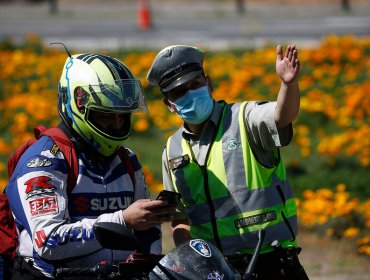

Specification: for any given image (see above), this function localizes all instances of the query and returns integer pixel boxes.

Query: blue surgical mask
[170,86,214,124]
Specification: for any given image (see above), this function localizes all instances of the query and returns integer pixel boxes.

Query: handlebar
[55,231,266,280]
[55,262,113,279]
[55,253,160,280]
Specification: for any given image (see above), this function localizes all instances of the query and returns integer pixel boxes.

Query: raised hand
[122,199,176,230]
[276,44,300,84]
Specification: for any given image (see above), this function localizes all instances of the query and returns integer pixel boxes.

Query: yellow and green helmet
[58,54,147,156]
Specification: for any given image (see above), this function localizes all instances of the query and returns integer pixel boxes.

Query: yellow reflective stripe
[190,198,296,239]
[207,117,228,199]
[238,101,287,189]
[239,101,257,189]
[210,104,228,186]
[167,136,179,193]
[217,198,296,236]
[181,138,209,204]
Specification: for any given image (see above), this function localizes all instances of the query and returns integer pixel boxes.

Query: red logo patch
[29,196,59,218]
[24,176,56,199]
[34,230,47,248]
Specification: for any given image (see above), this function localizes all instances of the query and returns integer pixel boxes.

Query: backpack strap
[35,126,79,194]
[7,139,37,178]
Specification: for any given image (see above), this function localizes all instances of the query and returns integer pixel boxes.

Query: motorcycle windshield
[149,239,237,280]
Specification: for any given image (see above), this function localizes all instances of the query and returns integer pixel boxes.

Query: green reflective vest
[166,102,298,254]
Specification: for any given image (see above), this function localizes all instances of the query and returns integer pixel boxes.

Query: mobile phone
[156,190,181,207]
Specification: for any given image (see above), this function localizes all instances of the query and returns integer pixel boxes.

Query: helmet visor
[77,79,148,113]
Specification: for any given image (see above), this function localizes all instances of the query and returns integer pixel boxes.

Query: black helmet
[147,45,204,93]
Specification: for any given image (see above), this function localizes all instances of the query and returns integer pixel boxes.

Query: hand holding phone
[156,190,181,207]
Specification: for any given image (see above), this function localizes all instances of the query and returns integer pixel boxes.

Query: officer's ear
[162,97,177,113]
[206,75,213,94]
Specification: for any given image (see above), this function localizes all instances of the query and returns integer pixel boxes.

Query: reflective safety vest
[166,102,298,254]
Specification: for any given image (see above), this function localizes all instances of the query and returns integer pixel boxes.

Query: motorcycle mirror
[93,222,145,251]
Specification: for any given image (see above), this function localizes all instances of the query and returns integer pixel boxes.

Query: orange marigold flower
[134,118,149,132]
[343,227,359,238]
[336,183,347,192]
[326,228,334,237]
[357,236,370,246]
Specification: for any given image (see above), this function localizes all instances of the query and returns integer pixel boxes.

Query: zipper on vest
[201,165,223,252]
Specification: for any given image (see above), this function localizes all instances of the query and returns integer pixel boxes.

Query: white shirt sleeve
[244,101,293,166]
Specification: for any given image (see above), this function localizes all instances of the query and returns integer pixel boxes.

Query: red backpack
[0,125,135,262]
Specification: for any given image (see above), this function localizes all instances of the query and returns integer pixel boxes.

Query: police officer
[147,45,309,279]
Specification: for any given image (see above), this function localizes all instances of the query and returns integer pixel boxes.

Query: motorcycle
[55,222,265,280]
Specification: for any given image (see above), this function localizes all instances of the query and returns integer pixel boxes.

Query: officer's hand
[122,199,176,231]
[276,44,300,84]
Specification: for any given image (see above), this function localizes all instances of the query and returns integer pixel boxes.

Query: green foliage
[283,145,370,200]
[124,130,165,180]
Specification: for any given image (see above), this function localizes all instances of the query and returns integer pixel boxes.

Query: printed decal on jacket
[29,196,59,218]
[234,210,277,229]
[35,228,95,249]
[225,137,239,151]
[189,239,212,257]
[50,144,59,155]
[34,230,47,248]
[45,228,95,248]
[207,271,224,280]
[25,176,56,199]
[69,192,134,216]
[27,157,52,168]
[169,155,190,170]
[169,264,186,273]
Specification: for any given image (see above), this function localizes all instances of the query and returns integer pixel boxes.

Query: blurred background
[0,0,369,279]
[1,0,370,50]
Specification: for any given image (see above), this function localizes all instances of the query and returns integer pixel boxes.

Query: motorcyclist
[5,53,175,279]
